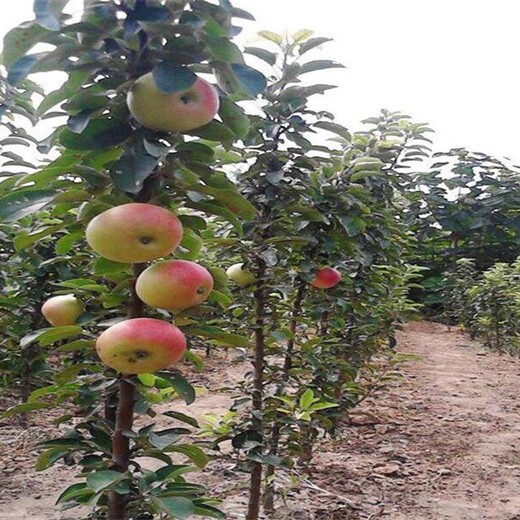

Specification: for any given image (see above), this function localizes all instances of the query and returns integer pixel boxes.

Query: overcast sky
[1,1,520,162]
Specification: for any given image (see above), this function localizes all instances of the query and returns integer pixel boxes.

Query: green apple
[136,259,214,311]
[96,317,186,374]
[126,72,219,133]
[311,267,342,289]
[85,203,183,264]
[42,294,84,327]
[226,263,256,287]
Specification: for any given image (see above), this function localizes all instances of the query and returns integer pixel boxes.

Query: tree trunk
[107,262,146,519]
[246,258,267,520]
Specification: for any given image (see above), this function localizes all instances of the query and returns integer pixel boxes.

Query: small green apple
[127,72,219,133]
[42,294,84,327]
[136,259,214,311]
[226,263,256,287]
[96,318,186,374]
[85,203,183,264]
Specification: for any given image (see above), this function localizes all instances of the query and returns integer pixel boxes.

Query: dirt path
[319,321,520,520]
[3,321,520,519]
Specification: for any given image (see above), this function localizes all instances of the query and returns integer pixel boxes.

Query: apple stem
[107,263,146,520]
[246,256,267,520]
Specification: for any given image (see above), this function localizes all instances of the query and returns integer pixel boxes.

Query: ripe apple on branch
[127,72,219,133]
[42,294,84,327]
[311,267,342,289]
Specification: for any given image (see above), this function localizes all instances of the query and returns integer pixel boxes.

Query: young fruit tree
[1,1,267,518]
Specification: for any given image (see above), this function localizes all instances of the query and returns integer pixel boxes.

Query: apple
[226,263,256,287]
[85,203,183,264]
[96,317,186,374]
[126,72,219,133]
[136,259,214,311]
[311,267,342,289]
[42,294,84,327]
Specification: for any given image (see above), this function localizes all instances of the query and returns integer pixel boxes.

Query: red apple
[96,318,186,374]
[311,267,342,289]
[127,72,219,133]
[136,259,214,311]
[85,203,183,264]
[42,294,84,327]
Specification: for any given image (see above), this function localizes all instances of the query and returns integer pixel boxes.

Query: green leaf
[1,402,49,418]
[183,325,249,347]
[293,29,314,42]
[14,225,62,251]
[37,71,90,116]
[163,411,199,428]
[298,37,332,55]
[57,339,95,353]
[183,350,204,372]
[247,452,288,467]
[20,326,83,348]
[177,228,203,260]
[55,363,93,384]
[167,444,208,468]
[18,149,86,187]
[206,36,243,63]
[314,121,351,141]
[59,118,132,150]
[149,431,181,450]
[2,22,48,67]
[186,200,242,232]
[154,497,194,519]
[55,231,83,255]
[299,60,344,75]
[258,30,282,45]
[28,384,60,402]
[308,402,339,411]
[93,257,131,276]
[86,470,126,492]
[8,52,48,86]
[230,63,267,97]
[56,483,91,504]
[35,448,70,471]
[152,64,197,94]
[299,388,315,409]
[187,121,235,149]
[218,97,249,139]
[0,189,56,221]
[209,289,233,309]
[244,47,277,66]
[158,373,196,405]
[110,149,158,194]
[193,503,226,519]
[339,215,367,236]
[34,0,69,31]
[200,187,256,219]
[138,373,156,387]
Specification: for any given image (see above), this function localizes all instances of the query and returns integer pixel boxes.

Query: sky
[1,0,520,162]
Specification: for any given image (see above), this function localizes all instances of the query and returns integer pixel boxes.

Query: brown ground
[2,321,520,519]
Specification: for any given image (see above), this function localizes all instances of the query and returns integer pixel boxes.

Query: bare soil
[2,321,520,519]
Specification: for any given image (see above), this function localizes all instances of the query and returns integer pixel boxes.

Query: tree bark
[107,262,146,520]
[246,258,267,520]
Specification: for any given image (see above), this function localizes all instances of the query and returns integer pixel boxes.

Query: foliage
[441,258,520,353]
[0,3,427,520]
[408,148,520,309]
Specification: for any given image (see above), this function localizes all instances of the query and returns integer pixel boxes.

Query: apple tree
[200,32,423,518]
[1,1,267,519]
